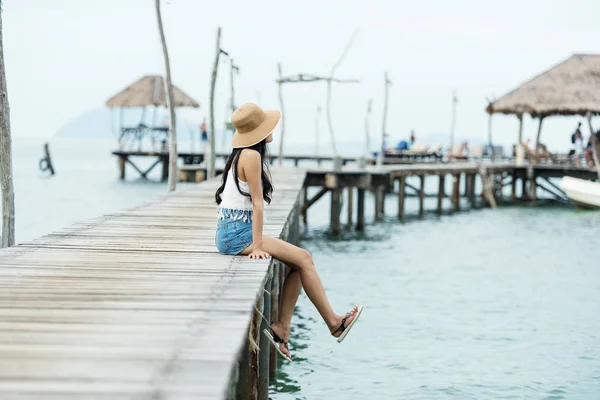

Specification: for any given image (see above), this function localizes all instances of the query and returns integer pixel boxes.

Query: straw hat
[231,103,281,148]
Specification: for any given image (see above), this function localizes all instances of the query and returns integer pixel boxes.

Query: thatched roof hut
[487,54,600,117]
[106,75,200,108]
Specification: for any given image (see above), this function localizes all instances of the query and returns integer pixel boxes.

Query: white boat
[559,176,600,209]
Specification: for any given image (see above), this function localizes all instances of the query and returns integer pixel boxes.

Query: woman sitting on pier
[215,103,363,361]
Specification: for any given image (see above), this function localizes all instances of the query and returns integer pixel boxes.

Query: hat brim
[231,110,281,149]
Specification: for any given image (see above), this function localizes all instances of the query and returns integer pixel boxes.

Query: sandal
[263,328,292,362]
[332,305,364,343]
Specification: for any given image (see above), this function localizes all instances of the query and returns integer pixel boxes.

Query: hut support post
[119,156,126,180]
[398,176,406,220]
[356,188,365,230]
[534,117,545,164]
[586,114,600,178]
[437,174,445,214]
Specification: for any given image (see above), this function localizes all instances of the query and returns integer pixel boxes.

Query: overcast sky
[4,0,600,151]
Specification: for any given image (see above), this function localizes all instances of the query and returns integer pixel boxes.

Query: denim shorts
[215,214,253,255]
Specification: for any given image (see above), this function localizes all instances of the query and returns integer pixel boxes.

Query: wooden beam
[302,187,328,215]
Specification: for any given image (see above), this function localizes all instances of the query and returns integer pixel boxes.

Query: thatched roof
[106,75,200,108]
[486,54,600,117]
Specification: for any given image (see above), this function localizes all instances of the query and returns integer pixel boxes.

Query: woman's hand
[249,248,270,259]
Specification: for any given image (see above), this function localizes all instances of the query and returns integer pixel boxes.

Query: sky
[4,0,600,153]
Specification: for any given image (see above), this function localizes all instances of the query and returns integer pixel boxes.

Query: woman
[215,103,363,361]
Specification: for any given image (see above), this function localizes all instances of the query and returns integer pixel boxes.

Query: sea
[6,137,600,399]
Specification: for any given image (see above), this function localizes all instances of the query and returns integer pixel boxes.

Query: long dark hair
[215,139,273,205]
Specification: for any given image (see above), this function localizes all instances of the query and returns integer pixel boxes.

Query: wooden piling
[161,155,169,181]
[302,187,308,224]
[467,174,476,204]
[119,156,126,180]
[437,174,445,214]
[356,188,365,230]
[398,176,406,220]
[521,177,528,199]
[269,265,279,379]
[453,174,460,211]
[511,170,517,201]
[331,188,342,234]
[346,187,354,226]
[258,279,271,399]
[418,175,425,216]
[375,186,384,221]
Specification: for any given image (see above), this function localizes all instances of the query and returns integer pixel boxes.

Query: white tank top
[219,169,253,210]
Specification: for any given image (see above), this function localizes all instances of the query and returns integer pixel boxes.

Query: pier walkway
[0,162,596,399]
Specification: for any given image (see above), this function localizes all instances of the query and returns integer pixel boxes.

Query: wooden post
[119,156,126,180]
[258,279,271,399]
[586,113,600,179]
[418,175,425,216]
[346,187,353,226]
[155,0,177,191]
[269,265,280,379]
[521,177,528,199]
[364,99,372,159]
[527,166,536,201]
[315,106,321,159]
[398,176,406,220]
[356,188,365,230]
[330,189,341,234]
[208,27,222,179]
[302,187,308,224]
[479,167,497,208]
[39,143,55,175]
[235,336,251,399]
[437,174,445,214]
[377,72,392,166]
[534,117,544,164]
[450,90,458,150]
[161,155,168,181]
[375,186,384,221]
[277,63,285,166]
[453,174,460,211]
[0,6,13,248]
[487,108,495,161]
[511,170,517,201]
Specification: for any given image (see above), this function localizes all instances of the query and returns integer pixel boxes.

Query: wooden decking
[0,168,305,399]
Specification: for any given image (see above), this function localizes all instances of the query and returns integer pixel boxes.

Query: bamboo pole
[155,0,177,191]
[586,113,600,179]
[315,106,321,159]
[377,73,391,166]
[277,63,285,166]
[450,90,458,150]
[365,99,372,154]
[327,29,358,157]
[208,27,222,179]
[0,3,14,248]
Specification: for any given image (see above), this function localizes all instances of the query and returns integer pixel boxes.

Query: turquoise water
[7,138,600,399]
[271,193,600,399]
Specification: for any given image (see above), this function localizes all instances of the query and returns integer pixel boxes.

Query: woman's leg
[242,236,358,335]
[268,269,302,359]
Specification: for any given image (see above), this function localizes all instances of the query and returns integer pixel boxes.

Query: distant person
[200,117,208,152]
[409,130,416,149]
[572,130,585,166]
[215,103,363,361]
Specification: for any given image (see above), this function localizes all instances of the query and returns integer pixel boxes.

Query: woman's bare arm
[240,149,270,259]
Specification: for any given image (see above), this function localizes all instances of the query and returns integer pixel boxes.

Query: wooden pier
[0,168,305,399]
[0,162,596,398]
